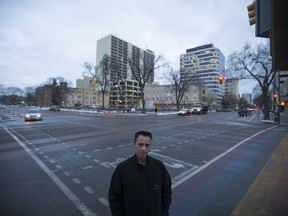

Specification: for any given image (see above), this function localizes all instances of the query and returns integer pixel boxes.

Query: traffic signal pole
[273,70,280,124]
[277,70,280,123]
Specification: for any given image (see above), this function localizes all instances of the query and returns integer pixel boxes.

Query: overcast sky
[0,0,267,94]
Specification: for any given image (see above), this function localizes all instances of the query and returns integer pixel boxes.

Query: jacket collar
[134,154,149,166]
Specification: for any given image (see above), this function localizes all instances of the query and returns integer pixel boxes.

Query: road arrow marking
[164,162,186,169]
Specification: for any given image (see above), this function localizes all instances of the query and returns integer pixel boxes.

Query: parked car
[49,105,60,111]
[25,109,42,121]
[177,109,191,116]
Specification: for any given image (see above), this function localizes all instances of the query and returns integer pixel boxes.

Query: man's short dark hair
[134,131,152,142]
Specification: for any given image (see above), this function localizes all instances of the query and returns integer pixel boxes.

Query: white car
[25,109,42,121]
[177,109,191,116]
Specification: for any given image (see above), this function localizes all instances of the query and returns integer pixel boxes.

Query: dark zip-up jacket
[108,155,172,216]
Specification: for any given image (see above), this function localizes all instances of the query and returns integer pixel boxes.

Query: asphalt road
[1,107,286,216]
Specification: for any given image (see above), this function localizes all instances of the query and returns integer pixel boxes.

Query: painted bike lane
[170,125,287,216]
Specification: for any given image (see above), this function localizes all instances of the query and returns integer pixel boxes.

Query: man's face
[134,135,151,160]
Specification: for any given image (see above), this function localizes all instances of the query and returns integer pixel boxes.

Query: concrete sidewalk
[279,109,288,125]
[232,110,288,216]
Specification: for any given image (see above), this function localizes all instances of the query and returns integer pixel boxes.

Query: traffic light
[273,93,278,99]
[280,101,285,112]
[247,1,256,25]
[218,76,224,84]
[93,79,98,87]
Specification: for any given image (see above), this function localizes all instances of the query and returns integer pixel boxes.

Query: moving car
[238,109,248,117]
[49,105,60,111]
[191,103,208,114]
[25,109,42,121]
[177,109,191,116]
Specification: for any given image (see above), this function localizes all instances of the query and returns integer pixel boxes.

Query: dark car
[25,109,42,121]
[177,109,191,116]
[191,105,208,114]
[238,109,248,116]
[49,105,60,111]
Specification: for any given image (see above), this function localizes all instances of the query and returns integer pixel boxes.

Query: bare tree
[45,77,70,106]
[238,97,249,108]
[0,84,5,95]
[164,68,191,111]
[252,84,274,111]
[2,86,24,105]
[7,86,23,96]
[222,93,238,110]
[84,54,111,109]
[180,68,217,110]
[128,54,166,114]
[226,42,274,120]
[24,86,36,106]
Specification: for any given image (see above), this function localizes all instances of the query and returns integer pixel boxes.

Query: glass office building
[180,44,225,105]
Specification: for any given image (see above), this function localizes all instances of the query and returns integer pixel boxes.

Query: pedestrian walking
[108,131,172,216]
[154,107,158,115]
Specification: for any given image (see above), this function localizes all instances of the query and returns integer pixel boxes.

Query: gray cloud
[0,0,266,94]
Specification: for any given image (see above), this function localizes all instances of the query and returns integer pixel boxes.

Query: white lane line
[49,159,55,164]
[56,165,62,169]
[73,178,82,184]
[84,186,94,194]
[1,124,97,216]
[151,149,161,152]
[63,171,71,176]
[150,152,196,167]
[171,125,278,189]
[82,166,93,170]
[98,197,109,207]
[100,163,110,168]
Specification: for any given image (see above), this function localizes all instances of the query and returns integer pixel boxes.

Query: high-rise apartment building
[224,77,240,98]
[96,34,155,83]
[180,44,225,105]
[96,34,155,109]
[242,93,252,105]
